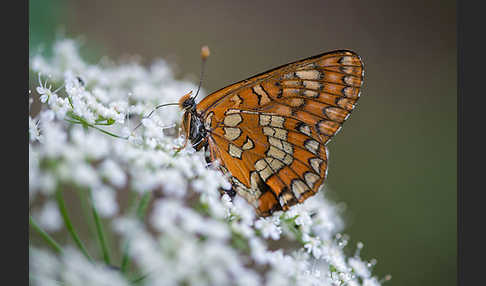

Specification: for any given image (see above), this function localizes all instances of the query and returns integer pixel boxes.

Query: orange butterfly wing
[198,50,364,216]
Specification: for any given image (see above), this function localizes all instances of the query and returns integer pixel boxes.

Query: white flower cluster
[29,39,387,286]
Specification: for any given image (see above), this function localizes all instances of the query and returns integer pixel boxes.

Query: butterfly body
[180,50,364,216]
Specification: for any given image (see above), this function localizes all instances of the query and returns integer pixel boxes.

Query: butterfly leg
[174,137,188,151]
[218,186,236,199]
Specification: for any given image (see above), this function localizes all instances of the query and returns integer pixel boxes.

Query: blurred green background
[29,0,456,285]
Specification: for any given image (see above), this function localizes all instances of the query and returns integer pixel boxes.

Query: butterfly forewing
[197,50,364,216]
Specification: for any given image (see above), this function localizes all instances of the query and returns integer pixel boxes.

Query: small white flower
[29,248,61,284]
[72,162,101,189]
[39,109,55,122]
[255,216,282,240]
[120,126,131,139]
[221,193,233,208]
[35,200,62,232]
[230,195,255,225]
[128,134,144,146]
[150,199,185,232]
[36,73,54,103]
[38,172,57,195]
[302,233,323,259]
[71,127,110,160]
[202,219,230,240]
[266,249,298,277]
[235,269,261,286]
[249,237,269,264]
[157,169,187,197]
[61,247,130,286]
[363,277,381,286]
[294,209,312,228]
[328,244,348,273]
[40,120,67,158]
[99,159,126,188]
[92,185,118,217]
[348,256,371,278]
[29,116,41,142]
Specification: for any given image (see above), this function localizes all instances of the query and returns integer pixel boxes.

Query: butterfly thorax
[180,97,207,151]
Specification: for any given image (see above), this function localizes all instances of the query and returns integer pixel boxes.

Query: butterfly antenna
[193,45,210,100]
[131,46,210,134]
[131,102,179,133]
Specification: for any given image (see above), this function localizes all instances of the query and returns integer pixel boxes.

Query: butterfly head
[178,91,196,111]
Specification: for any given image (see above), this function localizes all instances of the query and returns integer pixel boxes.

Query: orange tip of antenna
[201,45,210,60]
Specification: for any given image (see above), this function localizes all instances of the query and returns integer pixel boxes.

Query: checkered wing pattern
[198,50,364,216]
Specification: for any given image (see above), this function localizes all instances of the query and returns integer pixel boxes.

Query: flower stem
[131,272,149,284]
[136,191,152,220]
[29,216,63,254]
[55,188,92,262]
[76,188,97,240]
[65,112,128,140]
[120,240,131,274]
[89,190,111,265]
[120,191,152,273]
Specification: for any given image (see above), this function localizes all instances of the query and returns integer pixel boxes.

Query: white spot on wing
[228,144,242,159]
[282,154,293,165]
[274,128,288,140]
[282,141,293,154]
[309,158,323,173]
[242,137,254,150]
[268,137,283,149]
[226,109,241,114]
[224,113,242,127]
[303,81,321,90]
[205,112,214,129]
[224,127,241,141]
[260,115,271,126]
[267,146,286,161]
[298,124,312,137]
[263,127,275,136]
[291,179,309,199]
[304,139,320,155]
[253,85,271,105]
[270,116,285,128]
[296,70,321,80]
[304,172,320,188]
[303,90,319,98]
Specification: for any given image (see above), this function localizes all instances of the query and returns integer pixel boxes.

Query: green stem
[131,272,149,284]
[56,189,92,262]
[76,188,97,240]
[136,192,152,220]
[90,124,128,139]
[120,191,152,273]
[29,216,63,254]
[120,240,131,273]
[65,113,128,140]
[89,190,111,265]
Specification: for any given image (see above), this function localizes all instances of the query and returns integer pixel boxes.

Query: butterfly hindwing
[208,109,329,216]
[198,50,364,216]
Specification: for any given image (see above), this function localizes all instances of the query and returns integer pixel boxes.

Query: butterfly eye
[182,97,196,110]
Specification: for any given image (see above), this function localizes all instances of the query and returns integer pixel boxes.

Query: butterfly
[178,49,364,217]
